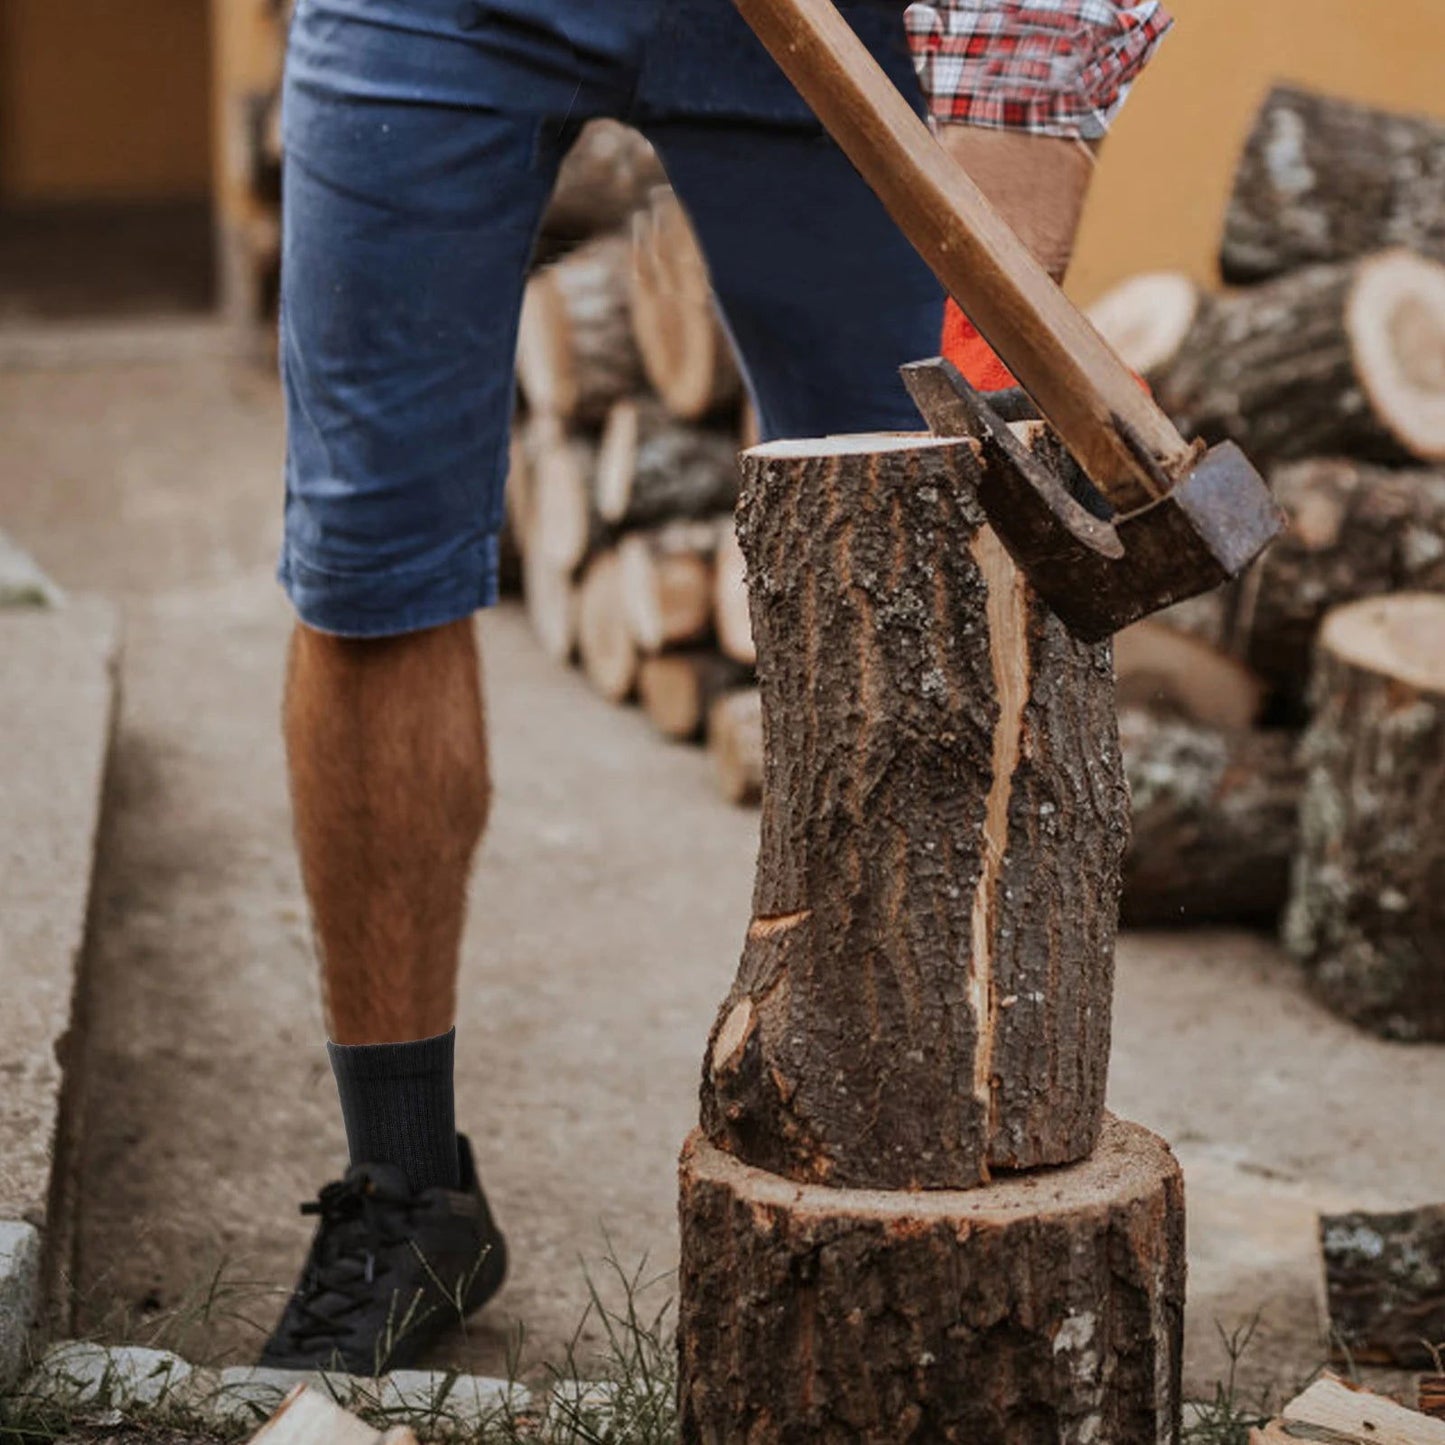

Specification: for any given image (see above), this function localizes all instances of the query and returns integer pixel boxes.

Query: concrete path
[5,344,1444,1401]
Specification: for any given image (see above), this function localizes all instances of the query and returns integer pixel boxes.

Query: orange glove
[940,300,1017,391]
[940,299,1153,397]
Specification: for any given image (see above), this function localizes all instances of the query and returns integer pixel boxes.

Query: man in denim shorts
[263,0,1169,1373]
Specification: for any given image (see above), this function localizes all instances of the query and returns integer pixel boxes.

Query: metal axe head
[901,358,1285,643]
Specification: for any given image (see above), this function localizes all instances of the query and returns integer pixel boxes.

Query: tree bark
[539,120,665,251]
[639,652,751,742]
[1233,459,1445,711]
[516,235,644,425]
[1284,594,1445,1040]
[630,190,742,421]
[1156,251,1445,468]
[1320,1206,1445,1369]
[677,1118,1186,1445]
[595,399,740,530]
[1222,85,1445,283]
[1120,709,1302,928]
[699,435,1129,1190]
[707,686,763,806]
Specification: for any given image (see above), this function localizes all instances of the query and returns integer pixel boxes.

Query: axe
[733,0,1284,641]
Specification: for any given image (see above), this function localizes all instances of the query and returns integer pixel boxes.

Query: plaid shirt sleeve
[906,1,1173,139]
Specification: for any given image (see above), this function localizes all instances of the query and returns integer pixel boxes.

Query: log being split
[1120,708,1301,928]
[516,234,643,424]
[630,191,742,421]
[1234,459,1445,709]
[1284,593,1445,1040]
[679,1118,1185,1445]
[707,686,762,805]
[595,399,740,529]
[1320,1206,1445,1370]
[1223,85,1445,283]
[1158,250,1445,468]
[699,434,1130,1189]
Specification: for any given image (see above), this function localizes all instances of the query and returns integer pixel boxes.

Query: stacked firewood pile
[1086,83,1445,1040]
[518,92,1445,1036]
[508,122,766,799]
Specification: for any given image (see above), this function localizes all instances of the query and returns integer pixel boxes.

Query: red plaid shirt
[907,1,1173,139]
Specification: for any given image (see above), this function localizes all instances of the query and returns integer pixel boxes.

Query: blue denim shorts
[279,0,946,637]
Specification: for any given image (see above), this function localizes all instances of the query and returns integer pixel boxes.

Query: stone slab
[0,596,119,1229]
[0,1221,41,1387]
[14,1345,528,1435]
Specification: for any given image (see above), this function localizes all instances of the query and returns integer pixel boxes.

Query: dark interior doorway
[0,0,216,323]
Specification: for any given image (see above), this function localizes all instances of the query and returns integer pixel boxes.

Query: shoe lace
[279,1173,424,1352]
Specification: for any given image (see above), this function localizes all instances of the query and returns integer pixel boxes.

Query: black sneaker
[259,1134,506,1375]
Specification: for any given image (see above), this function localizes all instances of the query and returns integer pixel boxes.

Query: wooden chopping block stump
[678,1116,1186,1445]
[698,434,1130,1190]
[1285,592,1445,1039]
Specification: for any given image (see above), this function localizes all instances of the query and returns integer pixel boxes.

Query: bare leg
[284,618,489,1046]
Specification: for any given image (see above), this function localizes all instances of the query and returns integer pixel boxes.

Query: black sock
[327,1028,460,1193]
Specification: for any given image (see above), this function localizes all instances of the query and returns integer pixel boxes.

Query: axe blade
[901,358,1284,642]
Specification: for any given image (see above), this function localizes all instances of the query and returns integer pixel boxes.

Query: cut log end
[1318,591,1445,698]
[1086,271,1203,380]
[576,551,638,704]
[630,192,742,421]
[1350,250,1445,463]
[708,686,763,806]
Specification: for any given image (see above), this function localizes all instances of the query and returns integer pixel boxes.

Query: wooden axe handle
[733,0,1189,512]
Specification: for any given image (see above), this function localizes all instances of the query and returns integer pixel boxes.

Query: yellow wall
[1069,0,1445,304]
[0,0,212,204]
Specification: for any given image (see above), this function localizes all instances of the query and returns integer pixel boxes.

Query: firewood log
[516,235,643,424]
[1320,1206,1445,1369]
[575,549,637,703]
[539,120,665,248]
[712,523,754,667]
[1120,708,1302,927]
[1249,1375,1445,1445]
[1234,459,1445,710]
[594,399,740,529]
[639,652,751,742]
[616,518,720,653]
[523,414,600,576]
[1223,86,1445,283]
[1086,270,1207,385]
[1115,619,1265,730]
[699,433,1129,1189]
[630,190,742,421]
[1157,250,1445,467]
[707,686,762,806]
[1422,1377,1445,1422]
[1284,593,1445,1039]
